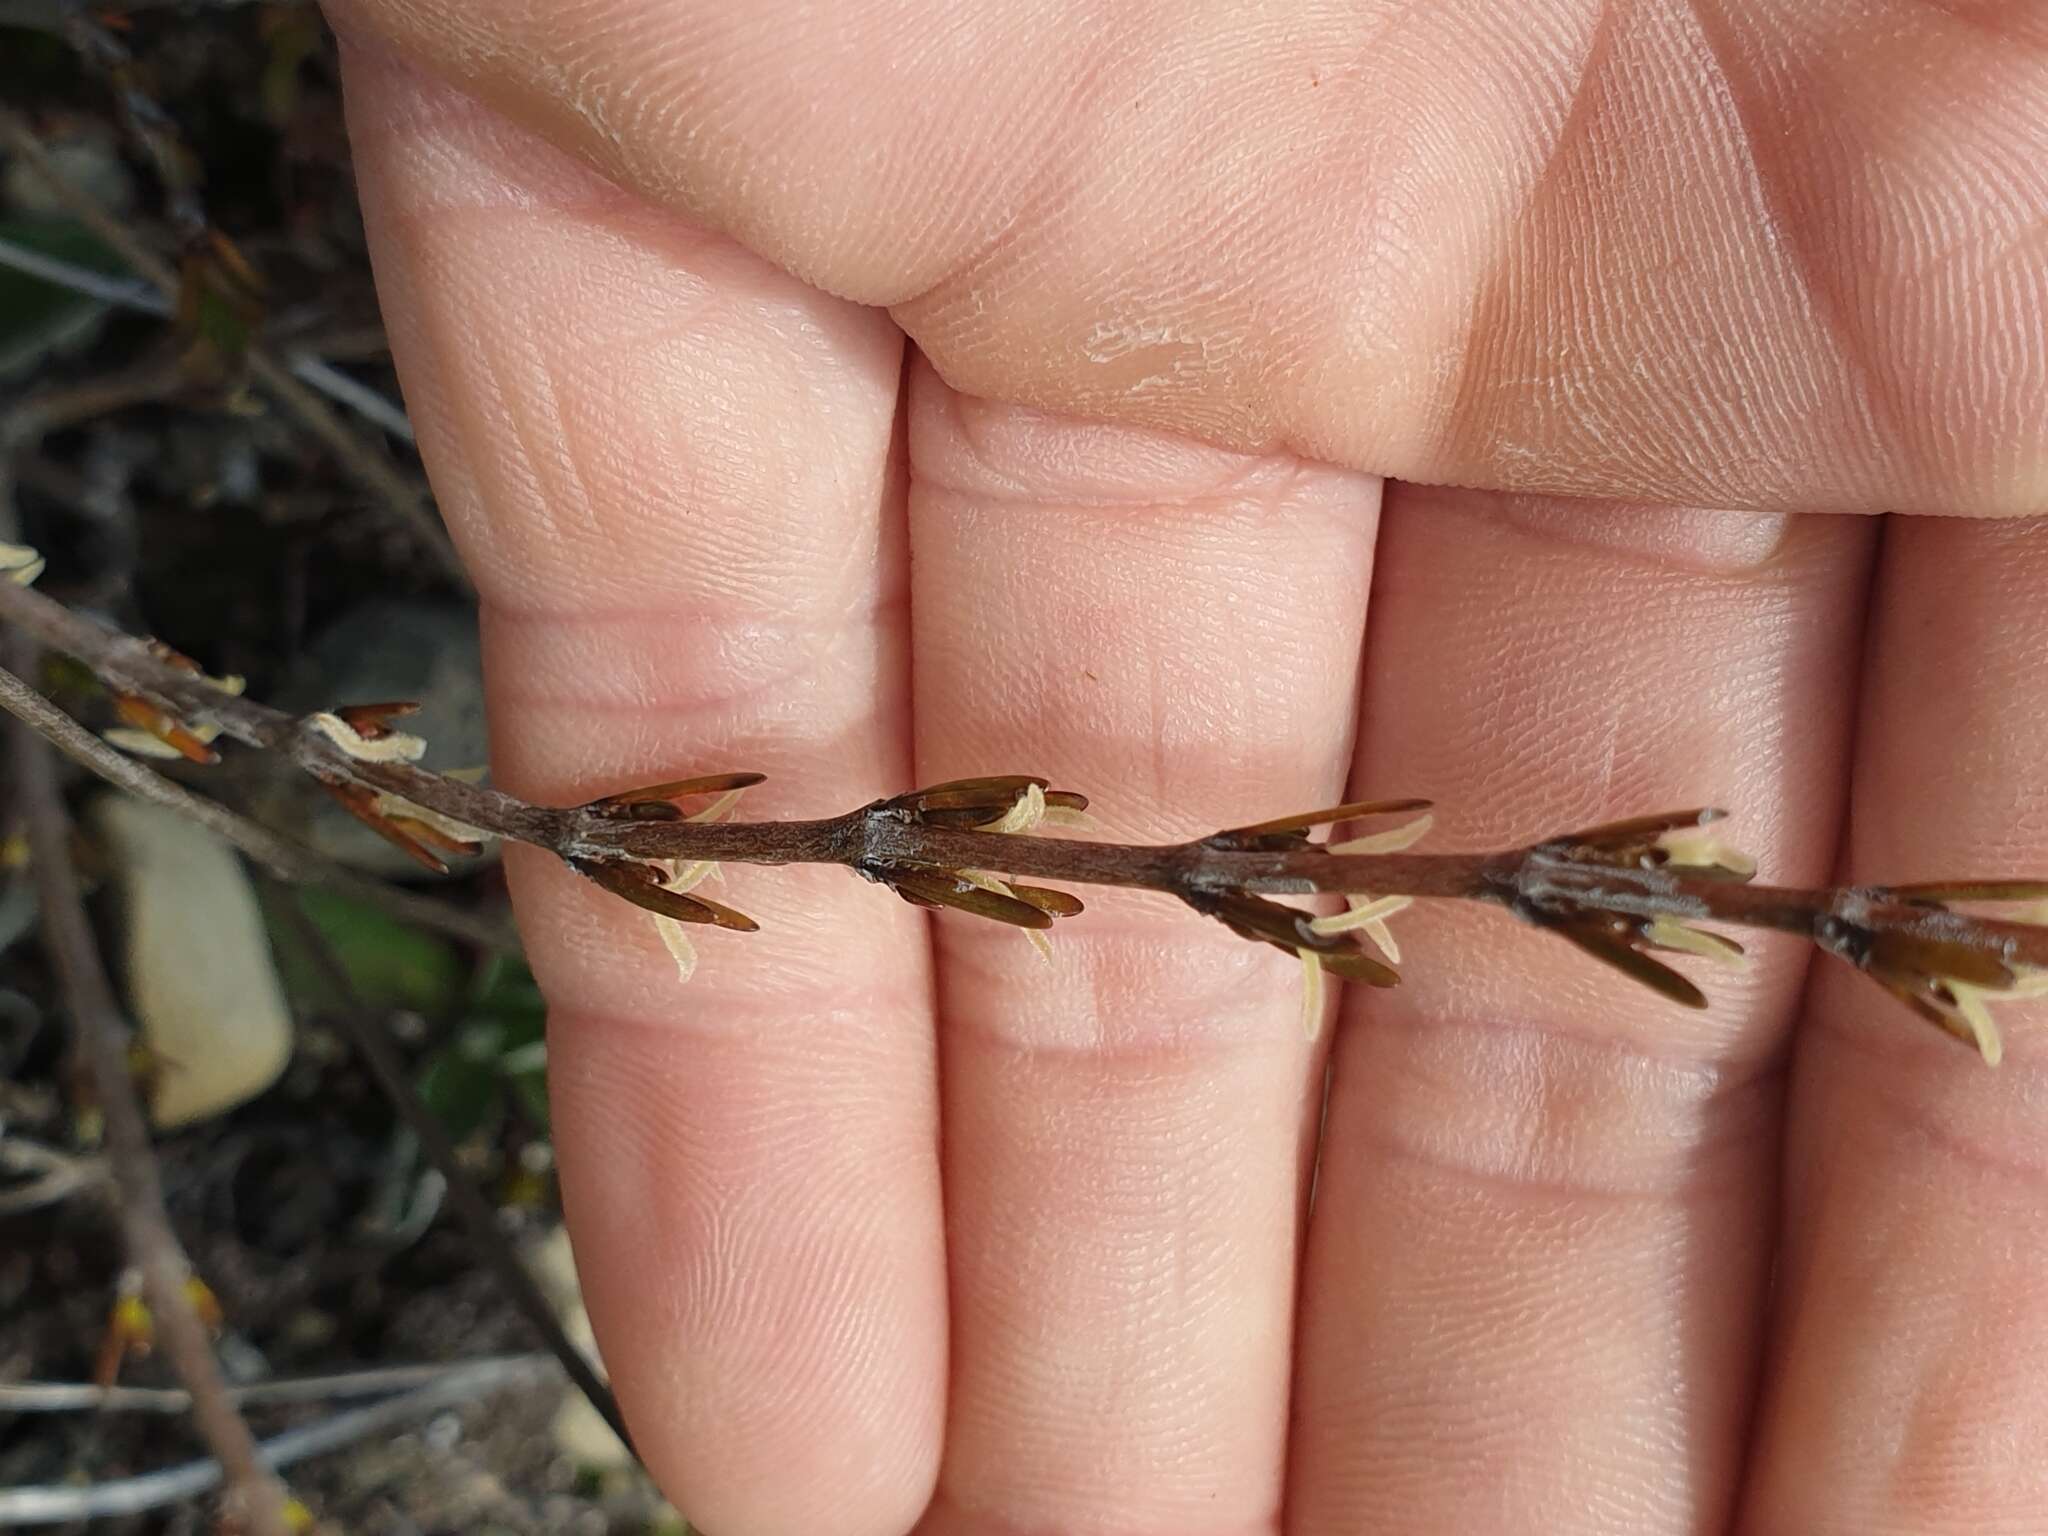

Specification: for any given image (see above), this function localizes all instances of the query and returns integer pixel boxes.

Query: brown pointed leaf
[1544,808,1726,851]
[587,772,769,812]
[887,870,1055,929]
[891,776,1064,826]
[1864,931,2016,990]
[113,694,219,766]
[318,780,447,875]
[1884,880,2048,906]
[1210,797,1433,848]
[577,860,759,931]
[909,775,1048,804]
[1191,889,1321,950]
[334,700,423,738]
[381,812,483,858]
[1868,971,1978,1048]
[1318,948,1401,987]
[1548,920,1709,1008]
[1004,883,1086,918]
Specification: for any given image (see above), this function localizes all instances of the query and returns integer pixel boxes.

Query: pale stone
[89,793,294,1128]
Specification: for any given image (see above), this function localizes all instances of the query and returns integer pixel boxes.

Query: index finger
[324,0,2047,514]
[344,54,945,1536]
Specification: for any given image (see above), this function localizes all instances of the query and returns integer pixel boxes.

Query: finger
[1288,491,1876,1534]
[324,0,2046,514]
[903,358,1378,1533]
[1739,519,2048,1534]
[343,54,943,1536]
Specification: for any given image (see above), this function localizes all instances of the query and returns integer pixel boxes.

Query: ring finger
[1289,489,1876,1533]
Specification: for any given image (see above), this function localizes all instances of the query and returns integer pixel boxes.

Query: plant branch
[8,652,294,1536]
[2,573,2045,1058]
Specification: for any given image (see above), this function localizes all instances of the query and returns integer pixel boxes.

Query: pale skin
[323,3,2048,1532]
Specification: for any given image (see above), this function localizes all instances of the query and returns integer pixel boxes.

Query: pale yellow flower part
[369,792,492,846]
[103,722,223,760]
[0,541,45,586]
[1311,816,1432,968]
[1656,825,1758,879]
[689,787,747,824]
[1308,894,1413,964]
[647,782,753,982]
[307,711,427,764]
[653,916,698,983]
[1944,970,2048,1069]
[968,783,1080,958]
[1645,915,1747,967]
[958,868,1054,961]
[980,782,1048,835]
[1298,950,1326,1041]
[1330,811,1435,857]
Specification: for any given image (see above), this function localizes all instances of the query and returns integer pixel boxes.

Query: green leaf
[262,886,466,1019]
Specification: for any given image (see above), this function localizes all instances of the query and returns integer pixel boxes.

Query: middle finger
[906,358,1380,1535]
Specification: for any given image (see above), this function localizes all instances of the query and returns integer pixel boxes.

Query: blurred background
[0,5,674,1530]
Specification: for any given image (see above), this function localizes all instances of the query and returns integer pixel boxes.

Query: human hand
[329,5,2048,1532]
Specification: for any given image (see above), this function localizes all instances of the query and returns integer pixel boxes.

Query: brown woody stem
[5,574,2048,1035]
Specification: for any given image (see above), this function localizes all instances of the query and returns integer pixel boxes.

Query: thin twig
[280,353,415,443]
[8,643,294,1536]
[0,1354,556,1526]
[0,1351,551,1412]
[267,886,635,1456]
[0,233,167,313]
[0,110,465,587]
[0,661,514,951]
[0,231,417,442]
[2,357,191,446]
